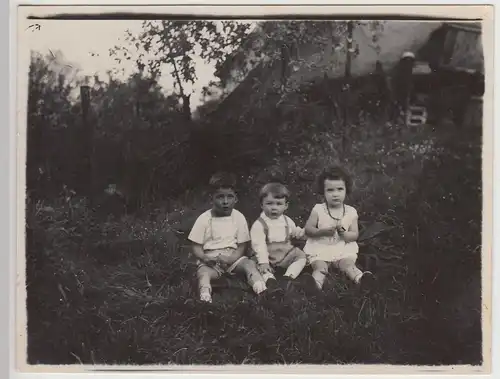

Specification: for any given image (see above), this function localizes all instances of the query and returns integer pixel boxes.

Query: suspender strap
[209,210,238,241]
[283,216,290,243]
[257,217,270,245]
[258,216,291,244]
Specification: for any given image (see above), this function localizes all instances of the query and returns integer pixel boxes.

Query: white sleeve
[188,214,208,245]
[236,212,251,244]
[250,221,269,264]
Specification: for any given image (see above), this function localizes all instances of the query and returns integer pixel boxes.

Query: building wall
[288,22,443,85]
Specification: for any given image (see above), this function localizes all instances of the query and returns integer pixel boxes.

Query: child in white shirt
[250,182,307,286]
[188,172,267,303]
[304,166,375,292]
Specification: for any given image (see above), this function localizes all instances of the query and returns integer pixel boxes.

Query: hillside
[26,113,482,366]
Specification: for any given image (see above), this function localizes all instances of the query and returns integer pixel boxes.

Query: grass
[25,120,482,366]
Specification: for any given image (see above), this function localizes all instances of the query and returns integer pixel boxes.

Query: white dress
[304,203,359,263]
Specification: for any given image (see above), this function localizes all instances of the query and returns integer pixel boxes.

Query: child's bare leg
[335,257,363,283]
[196,266,220,302]
[336,257,375,289]
[311,260,329,289]
[281,248,307,279]
[233,258,267,294]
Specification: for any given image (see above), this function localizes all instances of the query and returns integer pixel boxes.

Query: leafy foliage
[26,52,204,207]
[109,20,252,119]
[241,21,386,90]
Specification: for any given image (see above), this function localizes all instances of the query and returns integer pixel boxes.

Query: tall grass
[26,115,482,365]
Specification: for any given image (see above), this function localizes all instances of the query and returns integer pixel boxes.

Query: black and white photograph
[17,4,492,372]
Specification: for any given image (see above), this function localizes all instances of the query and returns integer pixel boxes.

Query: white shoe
[252,281,267,295]
[200,291,212,303]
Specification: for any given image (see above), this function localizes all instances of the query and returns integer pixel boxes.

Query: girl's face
[324,179,347,207]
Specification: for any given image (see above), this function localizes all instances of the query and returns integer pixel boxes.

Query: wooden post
[398,52,416,126]
[80,84,93,198]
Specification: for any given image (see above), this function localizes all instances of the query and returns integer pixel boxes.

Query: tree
[255,20,385,89]
[110,20,252,121]
[246,20,386,156]
[27,51,83,199]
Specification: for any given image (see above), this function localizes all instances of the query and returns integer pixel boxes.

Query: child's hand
[336,224,346,236]
[202,255,217,265]
[258,263,273,275]
[321,226,337,237]
[292,227,306,240]
[217,254,236,266]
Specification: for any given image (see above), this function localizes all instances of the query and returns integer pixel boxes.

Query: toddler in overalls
[250,182,307,286]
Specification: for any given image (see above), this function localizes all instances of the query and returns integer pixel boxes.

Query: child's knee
[246,259,261,275]
[337,257,357,270]
[292,248,307,261]
[233,257,252,272]
[311,260,328,273]
[197,266,214,280]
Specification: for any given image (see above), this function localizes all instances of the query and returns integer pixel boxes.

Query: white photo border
[9,1,497,378]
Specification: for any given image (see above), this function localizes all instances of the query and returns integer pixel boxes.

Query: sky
[25,20,235,110]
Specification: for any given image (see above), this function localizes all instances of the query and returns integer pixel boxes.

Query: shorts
[252,243,306,269]
[197,248,247,277]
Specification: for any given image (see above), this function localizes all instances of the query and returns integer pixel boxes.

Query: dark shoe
[265,278,284,299]
[279,276,297,294]
[359,271,376,293]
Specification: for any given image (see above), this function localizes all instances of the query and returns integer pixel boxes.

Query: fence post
[80,83,94,200]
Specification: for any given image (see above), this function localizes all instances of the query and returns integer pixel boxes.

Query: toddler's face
[212,188,237,216]
[324,179,346,207]
[262,193,288,219]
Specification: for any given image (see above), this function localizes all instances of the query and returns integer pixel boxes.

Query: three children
[188,167,375,303]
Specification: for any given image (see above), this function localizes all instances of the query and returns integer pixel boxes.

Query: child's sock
[199,286,212,303]
[311,270,326,289]
[284,258,307,279]
[252,280,267,294]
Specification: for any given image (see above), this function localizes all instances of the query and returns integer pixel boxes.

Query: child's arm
[191,243,216,264]
[287,217,306,240]
[337,216,359,243]
[304,208,336,237]
[218,212,251,263]
[233,242,248,260]
[188,213,216,263]
[250,222,272,273]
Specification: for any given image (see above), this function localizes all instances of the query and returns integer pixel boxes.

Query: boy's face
[212,188,237,216]
[324,179,346,207]
[262,193,288,219]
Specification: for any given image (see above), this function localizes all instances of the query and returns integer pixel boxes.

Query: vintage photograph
[18,5,489,370]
